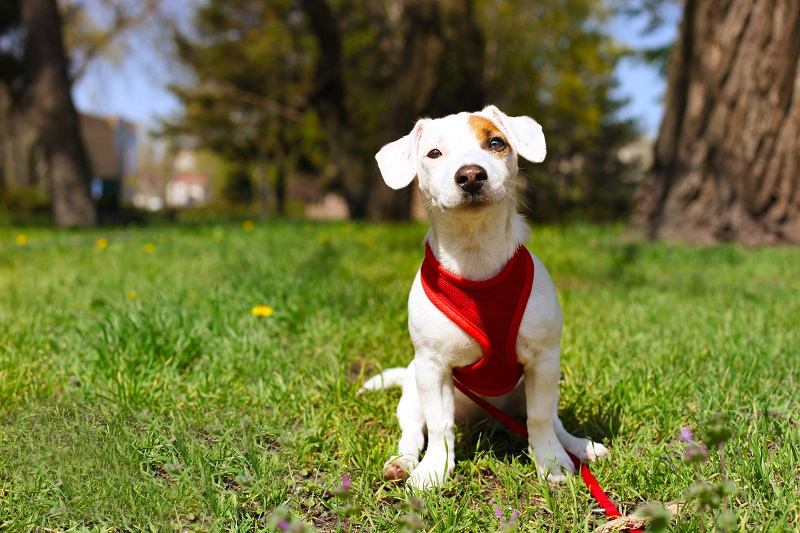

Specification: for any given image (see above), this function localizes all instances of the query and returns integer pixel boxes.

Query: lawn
[1,221,798,532]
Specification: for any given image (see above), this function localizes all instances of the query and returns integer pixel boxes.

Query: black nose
[454,165,487,194]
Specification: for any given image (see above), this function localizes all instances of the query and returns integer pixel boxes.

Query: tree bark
[22,0,97,227]
[632,0,800,245]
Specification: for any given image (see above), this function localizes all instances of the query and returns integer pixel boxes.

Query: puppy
[363,105,607,490]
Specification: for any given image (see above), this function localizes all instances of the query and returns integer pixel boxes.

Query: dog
[361,105,608,490]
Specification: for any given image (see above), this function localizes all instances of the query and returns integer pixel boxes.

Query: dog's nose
[454,165,487,194]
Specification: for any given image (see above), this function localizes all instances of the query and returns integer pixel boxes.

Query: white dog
[362,105,608,490]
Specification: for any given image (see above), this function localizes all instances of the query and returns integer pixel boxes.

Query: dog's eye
[488,137,507,151]
[427,149,442,159]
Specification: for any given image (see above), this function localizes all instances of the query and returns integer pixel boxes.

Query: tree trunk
[632,0,800,245]
[300,0,371,219]
[302,0,485,221]
[22,0,97,227]
[367,0,485,220]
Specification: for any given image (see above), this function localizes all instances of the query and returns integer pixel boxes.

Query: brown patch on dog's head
[467,115,510,156]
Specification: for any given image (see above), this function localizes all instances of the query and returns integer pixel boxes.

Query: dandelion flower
[127,291,138,301]
[251,305,273,317]
[96,237,109,250]
[15,234,28,246]
[144,243,155,254]
[242,220,255,232]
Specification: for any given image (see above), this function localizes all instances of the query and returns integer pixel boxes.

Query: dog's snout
[454,165,487,194]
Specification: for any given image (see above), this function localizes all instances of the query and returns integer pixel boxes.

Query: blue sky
[72,7,680,138]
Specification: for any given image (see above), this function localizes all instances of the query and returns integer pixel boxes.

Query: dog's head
[375,105,546,210]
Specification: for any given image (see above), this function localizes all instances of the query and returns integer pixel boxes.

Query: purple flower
[679,427,694,443]
[332,474,353,498]
[509,509,520,520]
[278,520,290,531]
[684,444,709,465]
[494,506,505,518]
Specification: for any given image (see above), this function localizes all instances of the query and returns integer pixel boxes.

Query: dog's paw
[407,456,451,490]
[383,455,418,481]
[581,440,609,462]
[563,438,609,463]
[530,441,575,483]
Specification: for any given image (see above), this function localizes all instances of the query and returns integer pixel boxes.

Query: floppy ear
[375,119,428,190]
[480,105,546,163]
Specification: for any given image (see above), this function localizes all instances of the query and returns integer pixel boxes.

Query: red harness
[420,242,534,396]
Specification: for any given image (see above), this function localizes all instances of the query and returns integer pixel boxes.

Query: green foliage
[679,417,740,532]
[162,0,323,213]
[223,165,255,205]
[2,222,797,530]
[167,0,640,219]
[636,502,672,532]
[480,0,639,219]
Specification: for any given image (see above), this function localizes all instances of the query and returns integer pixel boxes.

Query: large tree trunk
[632,0,800,245]
[22,0,97,227]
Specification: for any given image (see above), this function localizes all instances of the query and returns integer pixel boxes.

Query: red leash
[454,381,642,533]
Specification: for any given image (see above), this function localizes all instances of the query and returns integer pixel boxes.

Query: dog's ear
[480,105,546,163]
[375,119,428,190]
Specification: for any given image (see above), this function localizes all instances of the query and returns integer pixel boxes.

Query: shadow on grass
[452,402,626,465]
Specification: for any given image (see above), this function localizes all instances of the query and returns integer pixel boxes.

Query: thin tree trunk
[22,0,97,227]
[632,0,800,245]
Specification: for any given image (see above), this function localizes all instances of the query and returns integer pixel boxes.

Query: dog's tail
[358,367,407,394]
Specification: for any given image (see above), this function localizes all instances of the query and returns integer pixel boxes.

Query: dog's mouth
[460,192,489,207]
[454,188,503,209]
[432,191,502,212]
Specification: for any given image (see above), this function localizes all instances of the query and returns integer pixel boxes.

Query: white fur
[368,106,607,489]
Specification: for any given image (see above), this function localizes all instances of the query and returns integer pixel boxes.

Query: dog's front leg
[524,345,575,482]
[408,351,456,489]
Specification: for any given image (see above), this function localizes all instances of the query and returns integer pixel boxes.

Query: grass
[0,220,798,532]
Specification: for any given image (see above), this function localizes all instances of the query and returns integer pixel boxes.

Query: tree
[301,0,487,219]
[632,0,800,245]
[163,0,320,214]
[169,0,638,221]
[2,0,168,222]
[479,0,638,219]
[22,0,97,227]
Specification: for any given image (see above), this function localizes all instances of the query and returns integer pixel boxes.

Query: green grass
[0,221,798,532]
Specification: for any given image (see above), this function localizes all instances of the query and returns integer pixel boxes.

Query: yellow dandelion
[251,305,273,317]
[96,237,109,250]
[242,220,255,232]
[127,291,138,301]
[15,234,28,246]
[144,243,156,254]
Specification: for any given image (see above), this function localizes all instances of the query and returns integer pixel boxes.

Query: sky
[72,6,680,138]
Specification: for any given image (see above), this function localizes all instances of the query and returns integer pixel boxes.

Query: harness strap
[453,379,643,533]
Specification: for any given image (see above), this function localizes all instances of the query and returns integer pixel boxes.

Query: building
[79,114,137,209]
[166,172,210,208]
